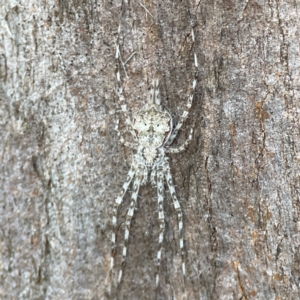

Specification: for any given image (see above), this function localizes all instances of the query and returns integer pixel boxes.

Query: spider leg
[150,167,156,186]
[118,167,142,284]
[149,78,161,106]
[156,167,165,287]
[166,127,194,154]
[115,24,138,142]
[164,161,186,289]
[166,29,198,146]
[110,161,135,289]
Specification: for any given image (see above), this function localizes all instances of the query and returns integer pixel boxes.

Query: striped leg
[166,127,194,154]
[166,29,198,146]
[141,166,148,185]
[118,168,142,284]
[164,162,186,290]
[110,162,135,290]
[150,167,156,186]
[156,168,165,288]
[115,24,137,142]
[149,78,161,106]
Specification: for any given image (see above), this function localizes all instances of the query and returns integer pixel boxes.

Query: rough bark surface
[1,0,300,299]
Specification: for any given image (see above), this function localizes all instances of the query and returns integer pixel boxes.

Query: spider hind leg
[164,161,186,290]
[118,167,142,285]
[156,168,165,288]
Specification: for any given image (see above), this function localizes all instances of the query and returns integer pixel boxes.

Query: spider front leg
[166,29,198,146]
[156,167,165,288]
[115,24,137,144]
[164,161,186,289]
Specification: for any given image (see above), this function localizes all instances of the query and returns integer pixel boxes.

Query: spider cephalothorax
[134,106,172,149]
[133,83,173,167]
[109,24,198,295]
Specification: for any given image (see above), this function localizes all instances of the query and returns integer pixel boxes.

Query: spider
[110,25,198,292]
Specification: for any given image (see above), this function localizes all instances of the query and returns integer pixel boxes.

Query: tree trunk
[1,0,299,299]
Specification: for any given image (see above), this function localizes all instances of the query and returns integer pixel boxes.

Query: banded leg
[150,167,156,186]
[166,29,198,145]
[141,166,148,186]
[167,127,194,154]
[110,162,135,287]
[115,24,137,141]
[156,168,165,287]
[164,162,186,289]
[149,78,161,106]
[118,168,142,284]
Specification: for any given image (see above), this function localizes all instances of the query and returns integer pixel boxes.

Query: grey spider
[110,27,198,293]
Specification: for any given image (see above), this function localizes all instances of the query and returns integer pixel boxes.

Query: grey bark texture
[1,0,300,299]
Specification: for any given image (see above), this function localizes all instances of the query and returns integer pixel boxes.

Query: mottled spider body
[110,25,198,295]
[133,83,173,167]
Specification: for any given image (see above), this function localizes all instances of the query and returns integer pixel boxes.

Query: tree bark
[1,0,300,299]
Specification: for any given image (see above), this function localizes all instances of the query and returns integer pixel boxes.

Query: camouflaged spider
[110,26,198,292]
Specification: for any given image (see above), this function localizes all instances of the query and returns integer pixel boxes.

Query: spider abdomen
[143,147,158,167]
